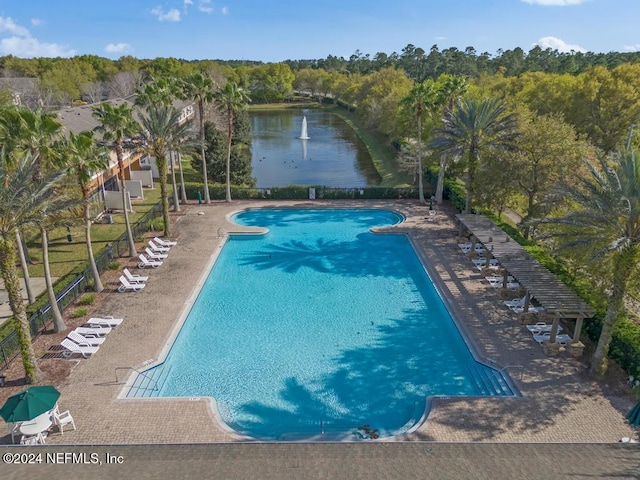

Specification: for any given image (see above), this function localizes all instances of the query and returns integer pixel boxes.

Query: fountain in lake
[299,116,310,140]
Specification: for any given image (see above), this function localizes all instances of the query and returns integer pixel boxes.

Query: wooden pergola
[456,214,595,353]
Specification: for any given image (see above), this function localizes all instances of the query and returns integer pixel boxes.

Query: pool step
[467,362,514,397]
[126,365,172,398]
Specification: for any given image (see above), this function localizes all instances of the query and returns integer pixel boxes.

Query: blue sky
[0,0,639,62]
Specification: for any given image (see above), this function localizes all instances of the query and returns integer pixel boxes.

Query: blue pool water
[128,209,515,439]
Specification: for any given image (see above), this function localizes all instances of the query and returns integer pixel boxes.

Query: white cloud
[198,0,214,14]
[624,44,640,52]
[105,42,132,54]
[151,7,181,22]
[0,16,75,57]
[521,0,586,5]
[534,36,587,53]
[30,18,44,27]
[0,36,75,57]
[0,16,30,36]
[221,6,229,15]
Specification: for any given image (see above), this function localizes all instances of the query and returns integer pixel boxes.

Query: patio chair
[67,330,106,346]
[144,247,168,260]
[512,304,544,314]
[86,316,124,327]
[60,338,99,358]
[533,332,573,346]
[526,323,563,335]
[74,326,111,337]
[138,254,163,269]
[124,268,148,284]
[52,409,76,435]
[148,239,170,253]
[20,431,46,445]
[154,236,177,247]
[504,296,527,309]
[118,276,146,293]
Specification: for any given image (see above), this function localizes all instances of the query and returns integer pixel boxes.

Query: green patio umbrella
[626,401,640,428]
[0,386,60,423]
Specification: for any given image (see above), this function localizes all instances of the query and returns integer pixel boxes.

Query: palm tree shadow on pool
[237,234,409,279]
[230,309,469,439]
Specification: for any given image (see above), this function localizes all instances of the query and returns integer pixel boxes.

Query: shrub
[77,294,95,306]
[146,217,164,232]
[107,262,120,270]
[72,308,87,318]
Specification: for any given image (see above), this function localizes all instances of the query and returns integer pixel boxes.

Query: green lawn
[23,187,164,278]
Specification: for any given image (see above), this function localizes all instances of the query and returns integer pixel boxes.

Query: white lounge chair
[504,296,527,308]
[512,304,544,314]
[60,338,99,358]
[533,333,573,346]
[124,268,148,284]
[138,254,162,269]
[148,240,170,253]
[154,236,177,247]
[144,247,168,260]
[87,316,124,327]
[118,275,146,292]
[67,330,106,346]
[526,323,564,335]
[74,326,111,337]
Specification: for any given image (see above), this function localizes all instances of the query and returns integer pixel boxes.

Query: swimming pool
[128,208,515,440]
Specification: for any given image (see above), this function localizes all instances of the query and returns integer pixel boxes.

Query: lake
[250,108,381,188]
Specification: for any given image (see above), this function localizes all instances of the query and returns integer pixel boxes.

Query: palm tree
[60,131,110,293]
[92,102,139,257]
[0,152,68,383]
[431,98,518,213]
[135,76,184,212]
[434,75,468,204]
[543,149,640,377]
[138,105,193,237]
[35,198,81,333]
[402,80,438,204]
[183,73,216,204]
[0,107,64,304]
[215,81,251,202]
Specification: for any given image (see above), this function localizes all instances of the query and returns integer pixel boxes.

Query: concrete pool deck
[1,200,638,450]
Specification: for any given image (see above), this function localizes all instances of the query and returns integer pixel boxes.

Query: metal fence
[0,202,164,371]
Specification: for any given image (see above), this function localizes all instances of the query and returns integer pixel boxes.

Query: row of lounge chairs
[459,239,572,348]
[137,237,176,270]
[120,237,177,290]
[60,316,123,358]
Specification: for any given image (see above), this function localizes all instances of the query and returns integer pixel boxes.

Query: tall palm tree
[215,81,251,202]
[0,107,37,304]
[35,198,81,333]
[434,75,468,204]
[0,153,67,383]
[60,131,110,292]
[183,73,216,204]
[93,102,139,257]
[543,149,640,377]
[431,98,518,213]
[1,107,64,304]
[138,105,193,237]
[402,80,438,204]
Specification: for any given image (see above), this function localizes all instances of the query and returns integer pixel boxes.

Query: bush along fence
[181,182,419,201]
[0,202,164,371]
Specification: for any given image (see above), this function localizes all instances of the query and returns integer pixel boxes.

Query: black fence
[182,184,419,201]
[0,202,163,371]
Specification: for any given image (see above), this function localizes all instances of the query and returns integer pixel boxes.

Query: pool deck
[1,200,639,476]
